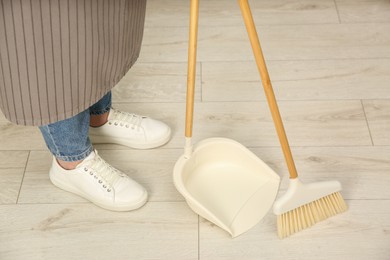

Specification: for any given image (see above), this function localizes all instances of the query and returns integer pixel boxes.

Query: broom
[237,0,348,238]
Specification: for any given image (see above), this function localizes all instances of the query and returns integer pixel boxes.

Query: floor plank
[19,146,390,204]
[249,146,390,200]
[139,23,390,62]
[336,0,390,23]
[112,101,371,148]
[199,200,390,260]
[363,100,390,145]
[202,59,390,101]
[0,151,29,168]
[0,123,46,150]
[145,0,339,27]
[0,168,25,204]
[0,202,198,260]
[1,93,373,151]
[113,62,202,103]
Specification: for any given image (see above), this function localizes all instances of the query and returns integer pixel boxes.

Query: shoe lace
[111,109,145,130]
[83,154,125,190]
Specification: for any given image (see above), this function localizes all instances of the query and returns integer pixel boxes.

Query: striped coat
[0,0,146,126]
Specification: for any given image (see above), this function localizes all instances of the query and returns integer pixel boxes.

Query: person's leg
[39,109,93,170]
[38,101,147,211]
[89,91,112,127]
[39,90,112,169]
[39,91,111,169]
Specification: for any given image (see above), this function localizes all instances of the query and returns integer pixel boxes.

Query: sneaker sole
[50,172,148,212]
[89,128,171,149]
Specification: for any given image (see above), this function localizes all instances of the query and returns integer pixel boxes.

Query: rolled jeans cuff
[53,145,94,162]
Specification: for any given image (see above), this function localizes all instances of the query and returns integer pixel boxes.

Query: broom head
[273,178,348,239]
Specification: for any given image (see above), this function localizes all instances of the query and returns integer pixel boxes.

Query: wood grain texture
[363,100,390,145]
[336,0,390,23]
[139,24,390,62]
[202,59,390,101]
[0,203,198,260]
[0,123,46,150]
[199,200,390,260]
[111,101,371,148]
[0,168,25,204]
[145,0,339,27]
[19,147,390,205]
[249,146,390,200]
[112,62,202,103]
[0,151,29,168]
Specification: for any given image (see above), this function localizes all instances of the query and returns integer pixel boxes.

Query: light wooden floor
[1,0,390,259]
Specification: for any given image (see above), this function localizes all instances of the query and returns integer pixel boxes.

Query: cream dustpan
[173,0,280,238]
[174,138,281,237]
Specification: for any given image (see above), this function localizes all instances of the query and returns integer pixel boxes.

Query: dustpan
[173,0,280,238]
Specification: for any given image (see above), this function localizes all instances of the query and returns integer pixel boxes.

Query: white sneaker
[49,150,148,211]
[89,108,171,149]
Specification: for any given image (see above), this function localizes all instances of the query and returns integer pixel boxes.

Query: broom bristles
[277,191,348,239]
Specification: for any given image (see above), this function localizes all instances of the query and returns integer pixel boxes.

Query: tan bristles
[277,192,348,239]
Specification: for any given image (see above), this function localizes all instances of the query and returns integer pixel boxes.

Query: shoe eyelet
[120,123,124,127]
[98,180,103,184]
[89,172,93,175]
[108,122,112,125]
[107,189,111,192]
[94,175,98,179]
[103,185,107,188]
[84,167,88,172]
[114,122,118,126]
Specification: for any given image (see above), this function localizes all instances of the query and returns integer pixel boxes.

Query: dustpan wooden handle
[185,0,199,138]
[238,0,298,179]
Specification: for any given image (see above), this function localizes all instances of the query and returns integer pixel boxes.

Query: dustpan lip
[193,137,252,153]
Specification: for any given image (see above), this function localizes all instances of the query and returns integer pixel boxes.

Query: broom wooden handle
[185,0,199,138]
[238,0,298,179]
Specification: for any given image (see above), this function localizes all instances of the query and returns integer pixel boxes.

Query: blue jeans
[39,92,112,162]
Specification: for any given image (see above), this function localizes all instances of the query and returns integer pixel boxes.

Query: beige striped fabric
[0,0,146,126]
